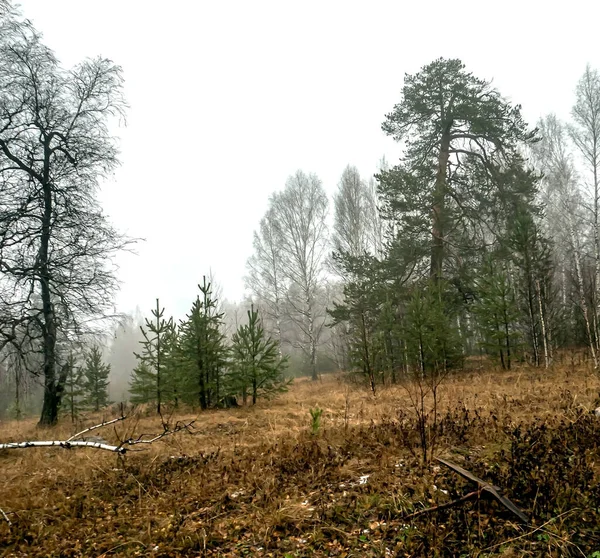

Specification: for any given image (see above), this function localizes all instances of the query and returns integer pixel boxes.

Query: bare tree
[0,8,132,425]
[245,207,285,347]
[332,165,379,260]
[569,65,600,346]
[271,171,329,380]
[535,115,597,367]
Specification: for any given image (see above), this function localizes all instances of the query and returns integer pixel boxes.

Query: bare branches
[121,419,196,447]
[0,7,135,424]
[65,415,127,442]
[404,458,529,525]
[0,414,196,454]
[404,488,483,520]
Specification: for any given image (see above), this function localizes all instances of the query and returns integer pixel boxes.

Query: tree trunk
[536,280,549,369]
[430,127,451,281]
[570,225,597,368]
[155,299,162,415]
[360,312,375,394]
[501,310,511,371]
[307,293,318,381]
[594,142,600,354]
[38,143,60,427]
[197,351,207,410]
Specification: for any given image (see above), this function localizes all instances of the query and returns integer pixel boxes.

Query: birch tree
[246,207,285,347]
[535,115,597,367]
[272,171,329,380]
[332,165,380,260]
[569,65,600,345]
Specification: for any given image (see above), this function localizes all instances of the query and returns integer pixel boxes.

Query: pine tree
[402,281,463,464]
[61,352,86,423]
[472,258,521,369]
[82,346,111,412]
[178,278,229,409]
[379,58,538,282]
[403,282,463,378]
[328,254,384,394]
[132,299,175,414]
[129,361,156,405]
[230,306,290,405]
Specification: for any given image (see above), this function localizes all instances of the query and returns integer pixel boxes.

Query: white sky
[16,0,600,320]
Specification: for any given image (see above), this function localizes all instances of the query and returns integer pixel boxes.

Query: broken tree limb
[0,440,127,453]
[404,488,483,520]
[66,416,127,442]
[0,506,11,526]
[0,417,196,455]
[436,457,529,524]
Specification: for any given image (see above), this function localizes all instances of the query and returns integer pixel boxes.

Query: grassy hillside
[1,360,600,556]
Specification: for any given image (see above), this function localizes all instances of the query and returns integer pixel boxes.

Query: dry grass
[1,361,599,556]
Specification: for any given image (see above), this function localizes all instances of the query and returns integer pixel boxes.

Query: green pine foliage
[131,299,175,413]
[61,352,86,423]
[82,346,111,412]
[402,281,464,378]
[379,58,538,282]
[129,361,156,405]
[230,305,290,405]
[328,57,547,393]
[473,258,522,369]
[329,254,385,393]
[178,277,229,409]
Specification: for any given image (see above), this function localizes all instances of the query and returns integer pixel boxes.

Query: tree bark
[38,140,60,426]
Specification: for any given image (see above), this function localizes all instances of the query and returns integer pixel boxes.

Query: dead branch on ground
[0,415,196,455]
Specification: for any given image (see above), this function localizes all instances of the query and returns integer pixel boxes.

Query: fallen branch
[66,416,127,442]
[404,488,483,520]
[0,506,11,527]
[0,439,127,453]
[122,419,196,447]
[0,416,196,455]
[435,457,529,524]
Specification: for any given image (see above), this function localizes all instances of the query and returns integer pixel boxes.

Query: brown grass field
[1,358,600,556]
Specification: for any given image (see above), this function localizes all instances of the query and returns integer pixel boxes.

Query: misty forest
[1,2,600,557]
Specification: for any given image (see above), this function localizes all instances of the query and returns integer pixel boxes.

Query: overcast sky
[16,0,600,320]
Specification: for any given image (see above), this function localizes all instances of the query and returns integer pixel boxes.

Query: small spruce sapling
[309,407,323,436]
[82,346,111,412]
[62,352,86,423]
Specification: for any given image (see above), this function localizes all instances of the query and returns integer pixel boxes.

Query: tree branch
[0,416,196,454]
